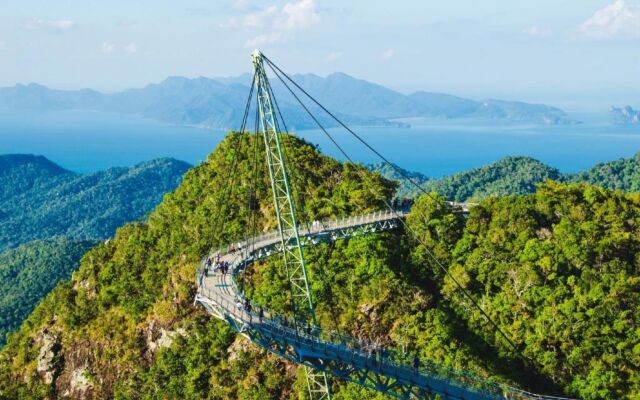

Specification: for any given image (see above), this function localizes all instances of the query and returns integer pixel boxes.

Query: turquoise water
[298,113,640,177]
[1,110,639,176]
[0,110,225,172]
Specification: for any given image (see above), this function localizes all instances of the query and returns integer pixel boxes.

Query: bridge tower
[251,49,332,400]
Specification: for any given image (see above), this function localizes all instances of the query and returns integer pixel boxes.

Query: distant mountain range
[0,73,576,129]
[610,105,640,125]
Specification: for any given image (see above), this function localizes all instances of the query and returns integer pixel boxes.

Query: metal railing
[195,210,575,400]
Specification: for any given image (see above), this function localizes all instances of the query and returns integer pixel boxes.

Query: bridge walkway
[195,208,571,400]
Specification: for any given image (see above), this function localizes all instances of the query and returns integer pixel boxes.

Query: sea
[0,109,639,177]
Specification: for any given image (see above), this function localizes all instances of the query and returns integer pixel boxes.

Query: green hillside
[372,152,640,203]
[368,162,431,198]
[0,155,191,251]
[0,239,96,346]
[0,155,191,347]
[0,155,71,203]
[422,156,561,201]
[0,134,638,399]
[571,152,640,191]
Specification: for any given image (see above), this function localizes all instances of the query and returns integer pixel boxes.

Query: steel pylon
[251,49,332,400]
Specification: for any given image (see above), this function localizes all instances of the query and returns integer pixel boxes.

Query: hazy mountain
[610,105,640,125]
[0,73,575,129]
[0,154,191,251]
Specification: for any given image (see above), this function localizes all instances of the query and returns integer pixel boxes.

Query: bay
[0,109,639,177]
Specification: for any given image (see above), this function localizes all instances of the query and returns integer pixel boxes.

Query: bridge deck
[195,209,572,400]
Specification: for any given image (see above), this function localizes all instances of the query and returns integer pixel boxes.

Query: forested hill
[0,133,637,399]
[0,239,96,346]
[0,154,71,203]
[368,162,431,198]
[571,152,640,191]
[372,152,640,201]
[0,155,191,251]
[370,157,561,200]
[422,156,561,201]
[0,155,191,347]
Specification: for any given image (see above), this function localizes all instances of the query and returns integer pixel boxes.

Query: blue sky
[0,0,638,110]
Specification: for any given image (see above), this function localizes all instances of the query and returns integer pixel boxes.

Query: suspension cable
[242,106,261,295]
[262,56,533,368]
[208,74,256,254]
[262,55,439,203]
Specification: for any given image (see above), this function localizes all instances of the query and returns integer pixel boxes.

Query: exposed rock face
[36,329,61,384]
[146,320,187,353]
[227,335,251,362]
[61,368,94,399]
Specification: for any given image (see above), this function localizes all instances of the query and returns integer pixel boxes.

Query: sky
[0,0,639,110]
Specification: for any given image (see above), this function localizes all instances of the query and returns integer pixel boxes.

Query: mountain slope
[0,154,72,203]
[408,184,640,399]
[0,239,96,346]
[0,155,191,251]
[571,152,640,191]
[368,162,432,198]
[0,133,400,399]
[370,153,640,202]
[2,134,636,399]
[422,156,561,201]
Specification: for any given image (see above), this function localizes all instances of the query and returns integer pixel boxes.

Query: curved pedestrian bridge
[195,209,573,400]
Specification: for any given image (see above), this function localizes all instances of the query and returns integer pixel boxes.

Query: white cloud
[282,0,319,29]
[242,6,278,28]
[236,0,320,48]
[523,25,552,37]
[23,18,76,32]
[327,52,341,62]
[245,32,282,48]
[123,42,138,54]
[580,0,640,39]
[101,42,116,54]
[382,48,395,59]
